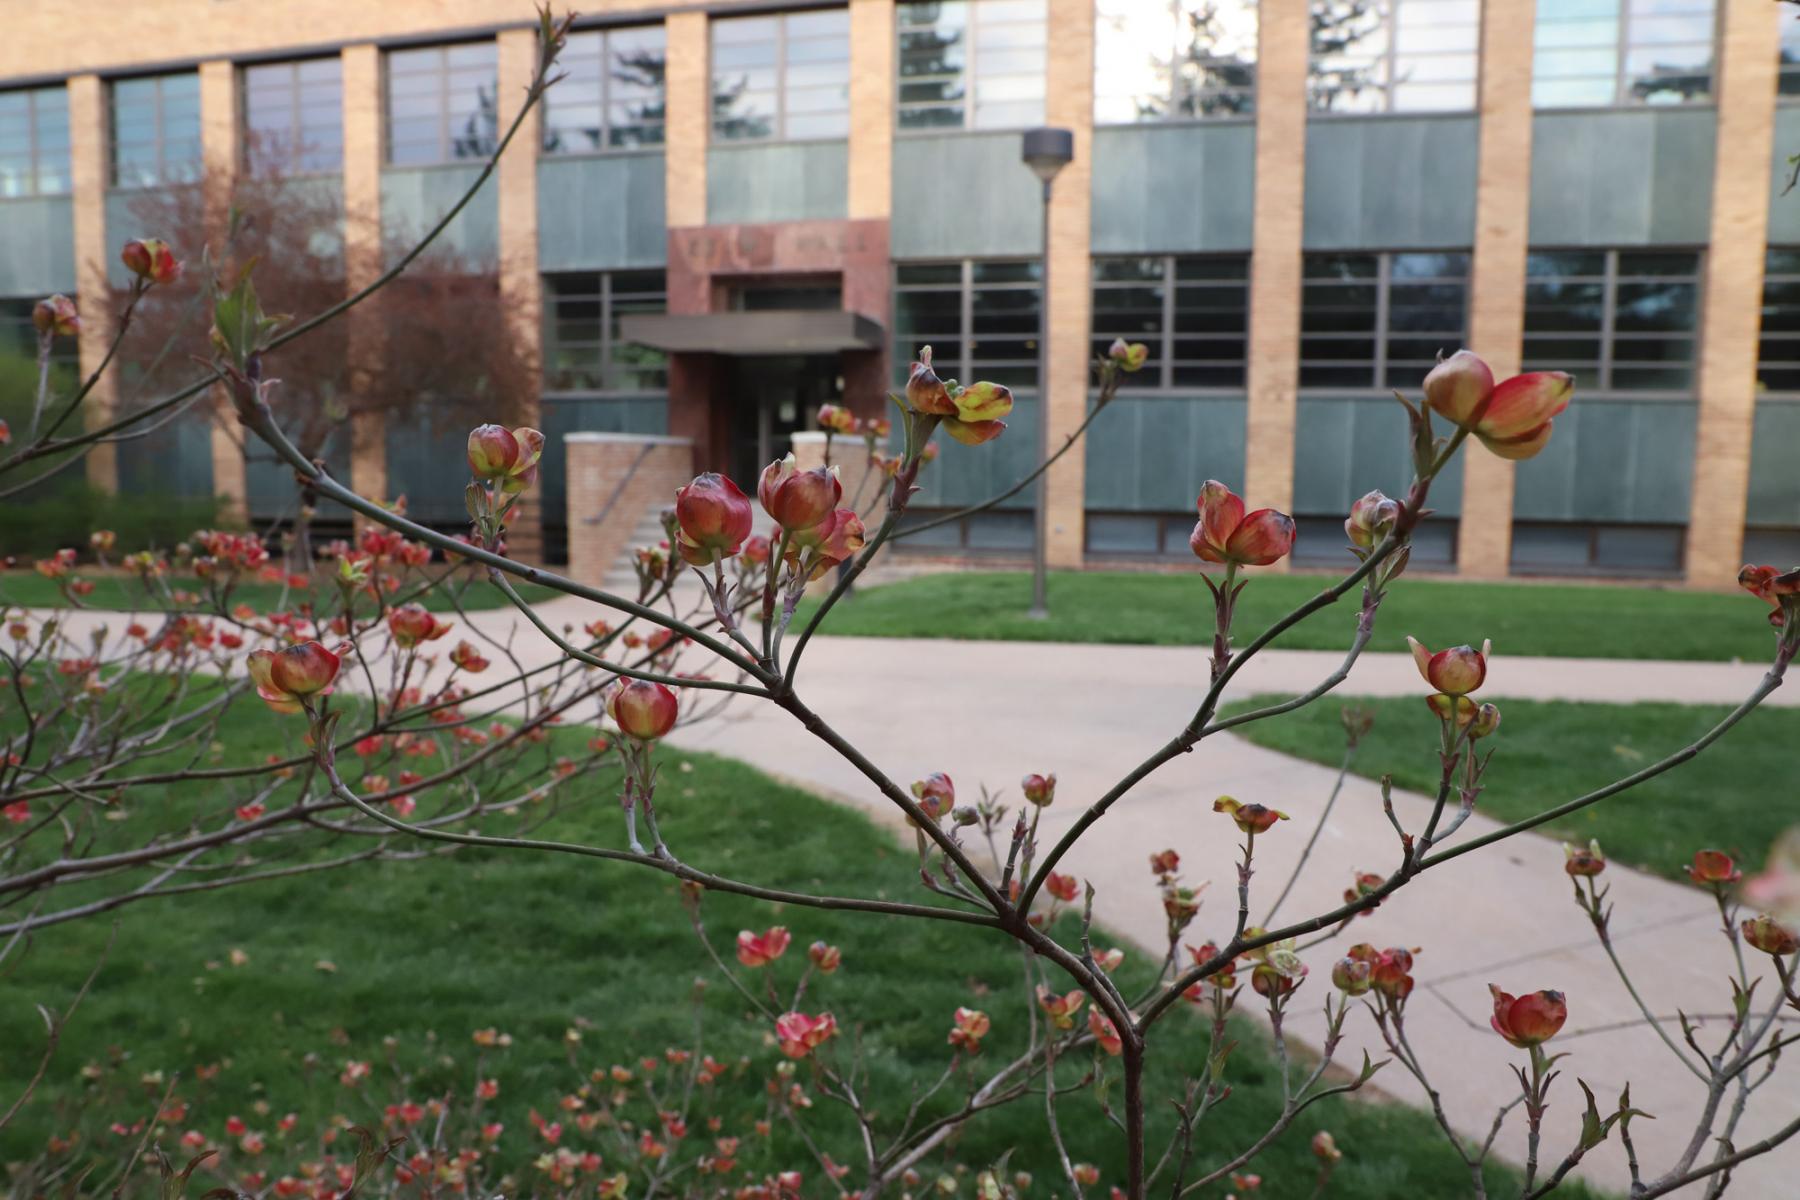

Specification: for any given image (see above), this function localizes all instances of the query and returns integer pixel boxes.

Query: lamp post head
[1021,126,1074,185]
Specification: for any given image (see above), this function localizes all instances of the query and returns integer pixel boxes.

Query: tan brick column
[1456,0,1537,578]
[68,74,119,492]
[1241,0,1309,524]
[1042,0,1094,567]
[664,11,710,229]
[199,59,250,525]
[1685,0,1780,586]
[498,27,545,557]
[342,44,388,505]
[847,0,895,221]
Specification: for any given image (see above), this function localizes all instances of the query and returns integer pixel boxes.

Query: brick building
[2,0,1798,582]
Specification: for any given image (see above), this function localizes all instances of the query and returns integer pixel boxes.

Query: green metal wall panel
[538,155,667,270]
[1529,110,1716,247]
[380,165,499,266]
[1292,394,1466,517]
[906,391,1039,508]
[0,196,76,295]
[1511,397,1696,523]
[541,393,669,518]
[1747,400,1800,526]
[385,412,475,524]
[1090,124,1255,254]
[1082,393,1247,509]
[1303,116,1478,250]
[247,426,353,522]
[1768,109,1800,246]
[707,141,848,226]
[892,133,1044,259]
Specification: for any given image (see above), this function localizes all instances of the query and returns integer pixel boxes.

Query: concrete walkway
[22,598,1799,1194]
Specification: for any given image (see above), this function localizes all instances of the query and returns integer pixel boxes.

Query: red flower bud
[1331,957,1373,995]
[948,1006,990,1053]
[1149,848,1181,877]
[1213,795,1288,835]
[1476,372,1574,461]
[675,472,754,565]
[910,772,955,820]
[1344,489,1399,550]
[807,941,841,973]
[1021,772,1056,806]
[1687,848,1742,885]
[904,346,955,415]
[735,926,791,967]
[1046,872,1080,903]
[1469,701,1501,739]
[450,641,490,673]
[1423,349,1495,426]
[388,604,453,648]
[607,678,680,741]
[1088,1008,1123,1056]
[741,534,771,564]
[1738,563,1800,627]
[32,294,79,337]
[816,404,857,434]
[1189,480,1295,567]
[120,238,181,285]
[758,454,841,533]
[1563,840,1606,877]
[1312,1132,1342,1163]
[246,641,340,713]
[1742,915,1800,957]
[773,1011,838,1059]
[1107,338,1149,372]
[1488,985,1567,1048]
[1035,985,1086,1030]
[1408,636,1489,696]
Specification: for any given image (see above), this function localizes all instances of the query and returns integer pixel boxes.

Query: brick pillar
[1043,0,1094,568]
[1242,0,1309,528]
[342,44,388,506]
[664,11,710,229]
[847,0,895,222]
[498,27,546,559]
[1456,0,1538,578]
[68,74,118,493]
[1685,0,1781,586]
[200,59,250,526]
[564,434,696,587]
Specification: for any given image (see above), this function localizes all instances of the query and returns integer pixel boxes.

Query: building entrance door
[727,355,841,488]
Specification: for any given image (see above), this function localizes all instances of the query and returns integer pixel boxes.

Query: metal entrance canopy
[619,311,884,355]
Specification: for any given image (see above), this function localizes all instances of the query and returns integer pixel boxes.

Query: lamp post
[1020,126,1073,620]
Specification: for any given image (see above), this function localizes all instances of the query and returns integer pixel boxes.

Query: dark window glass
[1299,250,1469,388]
[546,26,667,153]
[385,43,498,166]
[0,87,70,197]
[894,258,1041,388]
[1759,248,1800,393]
[1094,0,1257,123]
[110,73,201,187]
[1309,0,1479,114]
[1783,8,1800,97]
[1533,0,1715,109]
[714,10,850,141]
[1510,521,1684,575]
[543,271,667,391]
[1091,253,1250,388]
[244,58,343,175]
[1523,247,1701,391]
[898,0,1046,130]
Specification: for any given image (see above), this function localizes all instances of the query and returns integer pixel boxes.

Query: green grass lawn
[0,570,562,613]
[1220,694,1799,881]
[0,691,1569,1198]
[802,570,1779,662]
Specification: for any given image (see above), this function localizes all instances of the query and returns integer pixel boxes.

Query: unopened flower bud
[1312,1131,1342,1163]
[1686,849,1741,885]
[1469,702,1501,739]
[120,237,181,285]
[952,805,980,826]
[1107,338,1149,372]
[1742,914,1800,956]
[32,294,79,337]
[1489,984,1567,1047]
[675,472,754,565]
[607,678,680,741]
[1020,772,1056,806]
[1408,636,1490,697]
[1563,840,1606,877]
[758,455,841,532]
[1213,795,1288,835]
[1344,489,1399,550]
[1331,957,1373,995]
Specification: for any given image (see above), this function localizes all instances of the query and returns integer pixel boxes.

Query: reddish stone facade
[664,218,893,471]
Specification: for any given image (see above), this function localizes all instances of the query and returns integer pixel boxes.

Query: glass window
[1299,251,1469,388]
[1759,248,1800,394]
[898,0,1047,131]
[1095,0,1257,123]
[385,42,498,166]
[544,271,667,391]
[546,26,667,152]
[1533,0,1715,108]
[244,58,343,175]
[1523,248,1701,391]
[0,87,70,198]
[110,73,201,188]
[1309,0,1479,113]
[713,10,850,141]
[1091,255,1250,387]
[894,259,1042,388]
[1511,521,1684,575]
